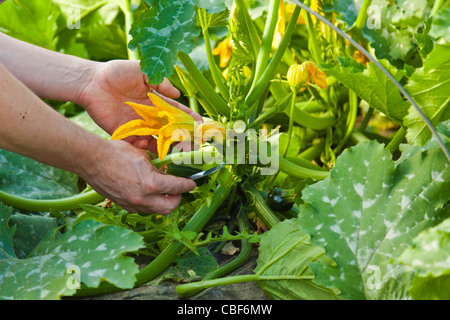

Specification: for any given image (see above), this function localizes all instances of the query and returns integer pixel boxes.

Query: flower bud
[175,65,198,96]
[287,64,309,88]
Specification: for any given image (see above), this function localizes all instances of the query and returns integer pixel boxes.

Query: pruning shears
[186,162,226,181]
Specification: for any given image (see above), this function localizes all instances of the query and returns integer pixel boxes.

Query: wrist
[73,59,101,108]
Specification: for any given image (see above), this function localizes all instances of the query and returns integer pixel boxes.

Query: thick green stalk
[287,104,335,130]
[245,5,301,108]
[249,93,292,129]
[430,0,445,17]
[334,90,358,154]
[0,189,104,212]
[251,0,280,86]
[188,95,200,114]
[243,183,280,229]
[202,28,230,101]
[278,156,330,180]
[358,106,374,133]
[298,141,325,160]
[352,0,373,45]
[122,0,140,60]
[177,274,260,296]
[178,51,229,117]
[385,126,406,154]
[282,89,299,159]
[176,273,314,296]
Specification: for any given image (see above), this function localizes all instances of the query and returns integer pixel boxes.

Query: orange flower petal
[312,68,327,89]
[157,123,194,160]
[111,119,159,140]
[124,102,159,124]
[147,92,189,117]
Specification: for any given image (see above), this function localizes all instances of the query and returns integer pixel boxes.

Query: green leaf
[0,204,17,260]
[195,0,227,14]
[404,44,450,146]
[298,140,450,300]
[254,218,340,300]
[0,219,144,299]
[152,247,218,284]
[322,58,409,125]
[397,214,450,300]
[429,7,450,43]
[324,0,419,67]
[129,0,200,85]
[0,150,79,200]
[9,212,59,259]
[0,0,61,50]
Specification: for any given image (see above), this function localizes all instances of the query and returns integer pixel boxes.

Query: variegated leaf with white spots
[0,219,144,300]
[298,140,450,300]
[128,0,200,85]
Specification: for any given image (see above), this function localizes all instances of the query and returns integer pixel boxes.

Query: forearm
[0,32,98,105]
[0,62,102,177]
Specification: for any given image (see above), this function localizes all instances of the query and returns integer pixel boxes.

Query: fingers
[146,194,183,216]
[135,174,196,215]
[158,78,181,99]
[147,77,181,99]
[152,172,197,195]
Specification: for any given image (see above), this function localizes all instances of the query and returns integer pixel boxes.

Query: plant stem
[430,0,445,17]
[178,51,229,117]
[288,101,335,130]
[122,0,140,60]
[243,183,280,229]
[278,156,330,180]
[202,28,230,101]
[358,106,374,132]
[0,189,104,212]
[335,90,358,154]
[177,274,260,297]
[245,5,301,109]
[282,89,297,158]
[251,0,280,86]
[385,126,406,154]
[188,95,200,115]
[176,272,314,297]
[352,0,373,45]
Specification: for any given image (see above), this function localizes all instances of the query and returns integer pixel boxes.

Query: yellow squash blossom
[111,93,226,160]
[213,37,233,68]
[287,61,327,92]
[287,63,309,87]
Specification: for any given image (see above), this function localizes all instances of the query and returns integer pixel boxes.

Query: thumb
[151,172,197,195]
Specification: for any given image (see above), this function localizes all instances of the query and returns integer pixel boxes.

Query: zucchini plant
[1,0,449,300]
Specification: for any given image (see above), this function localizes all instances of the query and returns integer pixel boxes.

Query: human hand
[77,60,202,152]
[82,139,197,215]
